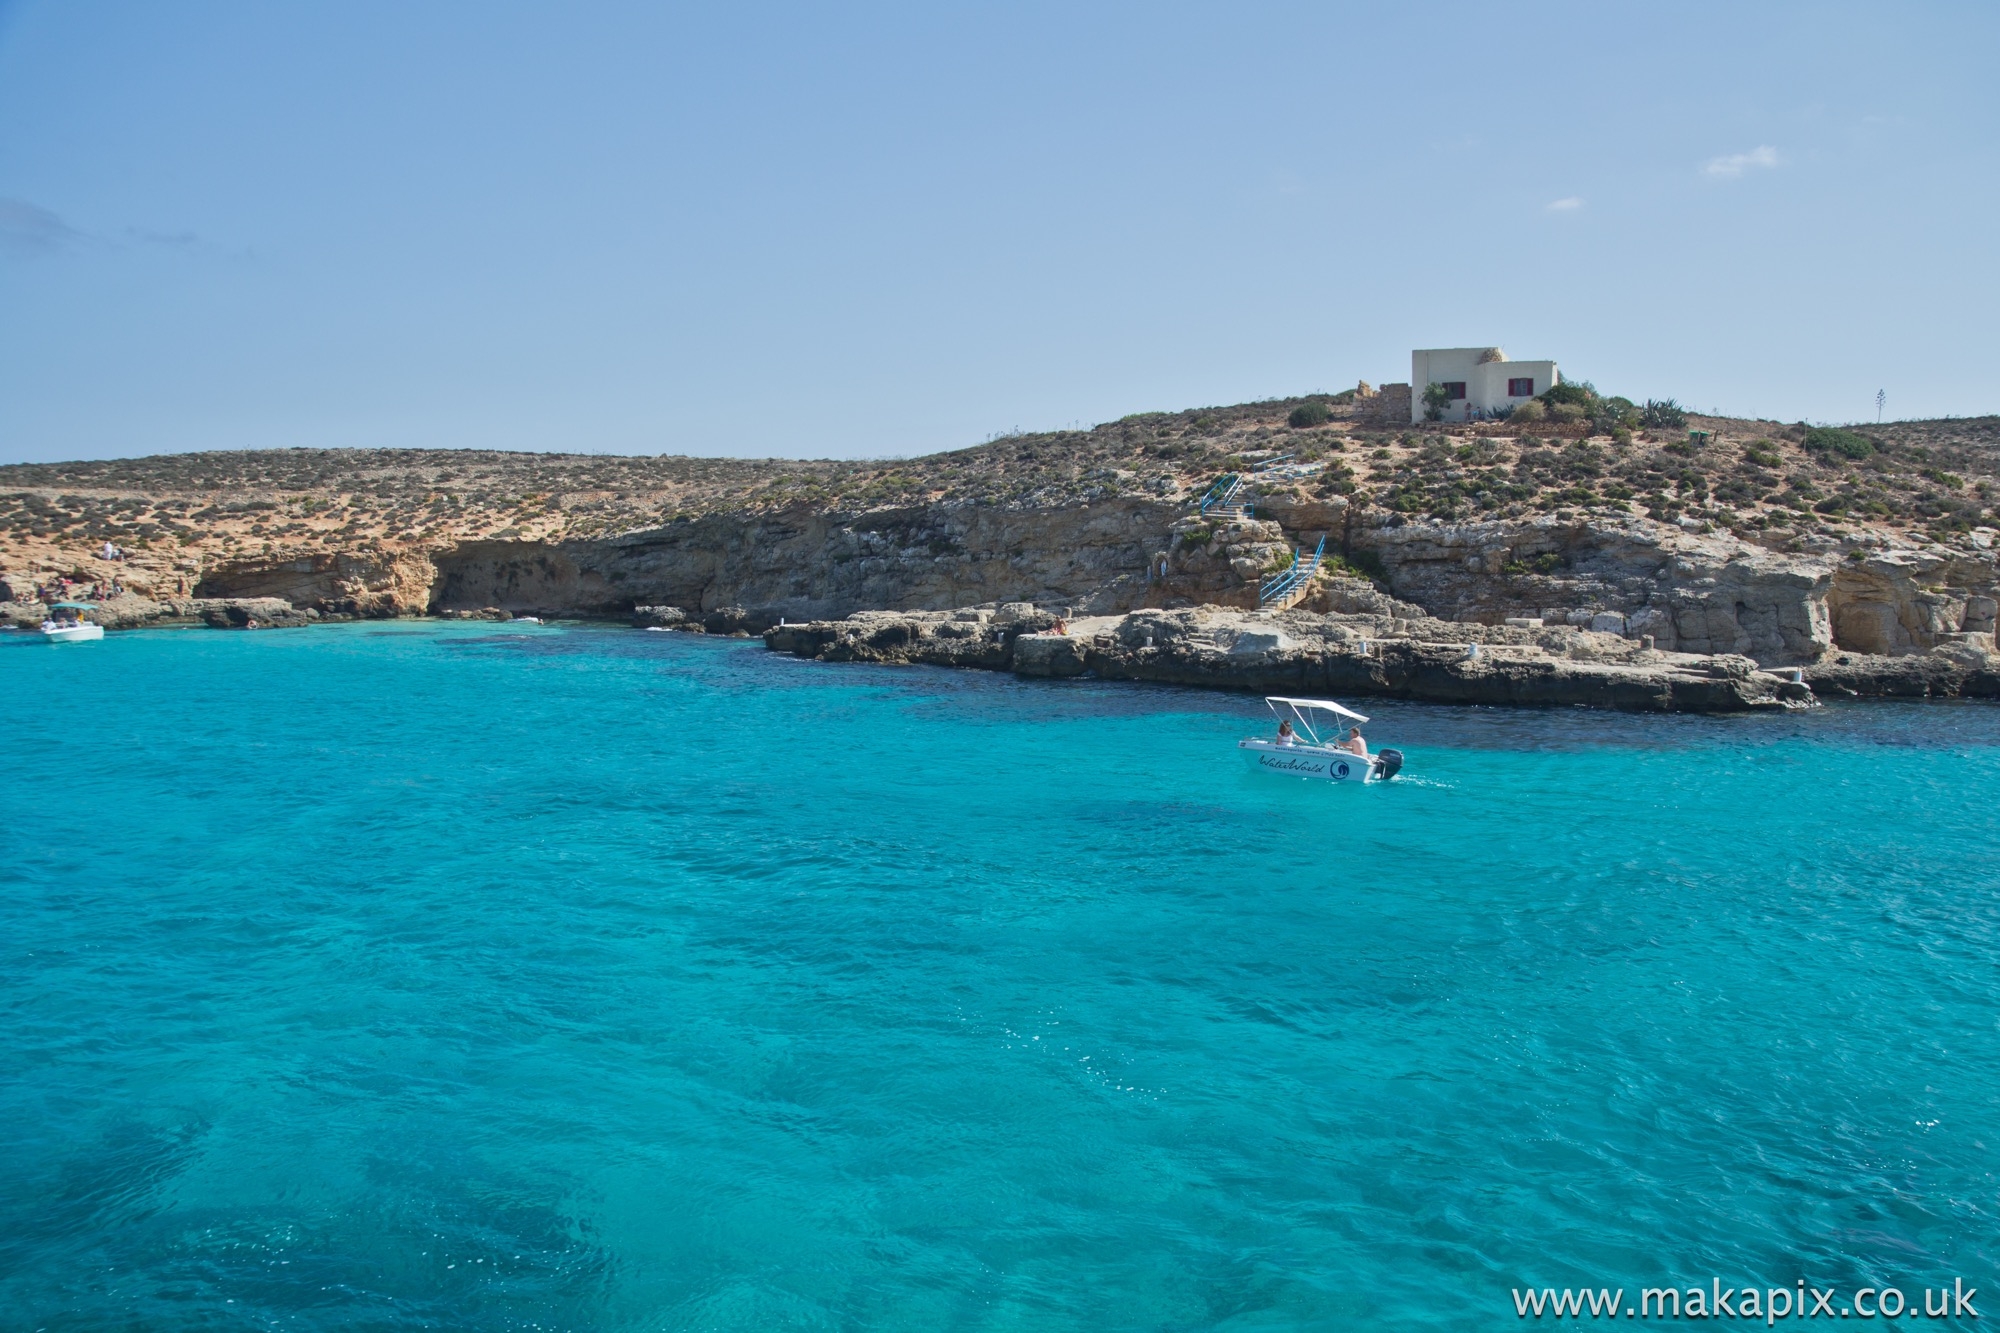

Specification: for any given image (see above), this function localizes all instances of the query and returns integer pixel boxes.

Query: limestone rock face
[139,493,2000,673]
[763,603,1839,713]
[1142,516,1293,609]
[2,595,317,629]
[193,598,316,628]
[1345,516,1844,663]
[436,500,1181,622]
[1229,628,1294,657]
[142,499,1177,624]
[1248,489,1351,538]
[195,548,437,617]
[1807,644,2000,698]
[1013,633,1089,677]
[1825,549,2000,655]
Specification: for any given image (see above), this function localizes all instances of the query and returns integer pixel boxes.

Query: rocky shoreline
[12,586,1997,712]
[1,594,320,630]
[762,600,2000,713]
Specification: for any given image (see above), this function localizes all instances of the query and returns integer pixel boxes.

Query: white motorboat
[1239,696,1403,783]
[40,602,105,643]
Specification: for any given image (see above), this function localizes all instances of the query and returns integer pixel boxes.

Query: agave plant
[1640,398,1688,429]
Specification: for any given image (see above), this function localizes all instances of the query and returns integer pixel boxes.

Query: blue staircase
[1198,474,1251,520]
[1258,535,1327,610]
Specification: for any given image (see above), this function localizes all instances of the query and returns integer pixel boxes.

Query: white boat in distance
[40,602,105,643]
[1240,696,1403,783]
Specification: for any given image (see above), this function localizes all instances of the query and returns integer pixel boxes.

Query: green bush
[1803,427,1876,460]
[1501,551,1565,576]
[1539,381,1597,409]
[1420,383,1452,422]
[1327,549,1388,583]
[1288,401,1333,428]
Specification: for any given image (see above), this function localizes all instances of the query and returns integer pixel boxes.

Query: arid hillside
[4,387,1997,601]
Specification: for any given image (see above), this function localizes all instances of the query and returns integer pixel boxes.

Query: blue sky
[1,2,1994,464]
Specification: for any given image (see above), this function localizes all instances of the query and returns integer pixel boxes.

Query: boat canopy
[1264,696,1369,725]
[1262,696,1369,748]
[49,601,98,610]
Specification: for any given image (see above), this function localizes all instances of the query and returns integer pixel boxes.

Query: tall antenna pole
[1876,389,1886,423]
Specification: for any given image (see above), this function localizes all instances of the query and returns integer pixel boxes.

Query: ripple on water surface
[2,623,1996,1330]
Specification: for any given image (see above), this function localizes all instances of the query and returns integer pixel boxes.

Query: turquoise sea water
[3,622,1997,1330]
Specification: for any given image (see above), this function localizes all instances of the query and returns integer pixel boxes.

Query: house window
[1508,377,1535,397]
[1442,381,1467,400]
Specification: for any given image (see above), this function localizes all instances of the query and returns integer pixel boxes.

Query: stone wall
[1355,383,1412,426]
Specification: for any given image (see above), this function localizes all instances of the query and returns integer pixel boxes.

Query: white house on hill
[1410,347,1559,424]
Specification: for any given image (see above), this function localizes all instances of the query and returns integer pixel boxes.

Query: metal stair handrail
[1259,534,1327,607]
[1198,473,1246,518]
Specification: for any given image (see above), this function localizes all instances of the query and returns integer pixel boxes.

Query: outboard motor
[1373,748,1404,780]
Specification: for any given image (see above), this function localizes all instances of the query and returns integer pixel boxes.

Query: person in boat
[1275,718,1297,746]
[1336,726,1368,757]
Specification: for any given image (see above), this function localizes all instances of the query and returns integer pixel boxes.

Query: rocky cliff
[154,500,1996,671]
[4,395,1998,678]
[761,603,1832,713]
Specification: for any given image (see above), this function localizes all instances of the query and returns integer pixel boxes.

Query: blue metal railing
[1198,474,1247,519]
[1259,535,1326,607]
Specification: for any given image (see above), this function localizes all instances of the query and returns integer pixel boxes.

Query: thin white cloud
[1545,196,1583,212]
[127,227,200,249]
[1703,145,1779,179]
[0,197,79,253]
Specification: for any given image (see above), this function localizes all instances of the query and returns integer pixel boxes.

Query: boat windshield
[1263,696,1369,747]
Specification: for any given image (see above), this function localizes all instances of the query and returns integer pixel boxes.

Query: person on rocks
[1337,727,1368,757]
[1276,718,1297,746]
[1051,617,1069,636]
